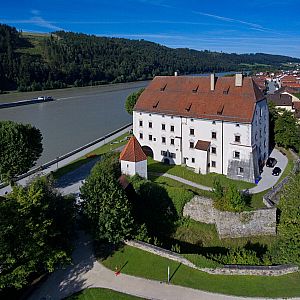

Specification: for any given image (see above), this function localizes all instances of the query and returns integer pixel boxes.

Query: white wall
[133,99,269,180]
[251,99,269,161]
[121,160,147,179]
[133,111,182,165]
[121,160,136,177]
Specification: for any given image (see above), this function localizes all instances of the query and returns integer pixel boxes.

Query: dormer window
[235,135,241,143]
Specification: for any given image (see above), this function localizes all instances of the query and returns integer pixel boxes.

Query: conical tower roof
[119,135,147,162]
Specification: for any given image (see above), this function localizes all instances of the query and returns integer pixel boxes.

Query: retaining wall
[183,196,276,238]
[125,240,298,276]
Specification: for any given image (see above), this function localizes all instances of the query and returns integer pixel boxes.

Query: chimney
[235,73,243,87]
[210,73,216,91]
[174,71,178,77]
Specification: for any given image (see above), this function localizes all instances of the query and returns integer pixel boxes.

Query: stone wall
[183,196,276,238]
[125,240,298,276]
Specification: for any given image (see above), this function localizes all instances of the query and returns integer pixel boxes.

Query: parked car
[272,167,281,176]
[266,157,277,167]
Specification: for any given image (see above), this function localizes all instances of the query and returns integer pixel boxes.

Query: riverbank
[0,80,149,103]
[0,123,132,195]
[0,97,54,109]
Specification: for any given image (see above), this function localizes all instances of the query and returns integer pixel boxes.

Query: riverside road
[0,81,148,165]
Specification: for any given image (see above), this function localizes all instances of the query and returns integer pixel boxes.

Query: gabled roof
[266,94,292,106]
[134,76,265,123]
[195,140,211,151]
[119,135,147,162]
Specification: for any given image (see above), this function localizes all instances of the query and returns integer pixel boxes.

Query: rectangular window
[149,121,152,128]
[170,138,175,145]
[170,125,175,132]
[190,128,194,135]
[211,147,216,154]
[190,141,194,148]
[211,161,216,168]
[162,137,166,144]
[191,158,195,163]
[235,135,241,143]
[139,120,143,127]
[238,167,244,174]
[162,124,165,130]
[139,133,143,140]
[212,132,217,139]
[149,134,152,141]
[161,150,167,156]
[234,151,240,159]
[169,152,176,158]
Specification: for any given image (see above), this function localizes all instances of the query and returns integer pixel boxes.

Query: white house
[120,135,148,179]
[132,74,269,183]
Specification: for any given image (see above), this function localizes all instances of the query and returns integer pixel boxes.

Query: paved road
[248,148,288,194]
[30,230,292,300]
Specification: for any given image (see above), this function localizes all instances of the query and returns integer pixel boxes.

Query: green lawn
[53,132,131,179]
[67,288,143,300]
[148,158,255,190]
[101,245,300,298]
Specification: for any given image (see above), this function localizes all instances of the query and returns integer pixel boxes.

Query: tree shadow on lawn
[129,179,179,238]
[55,156,100,188]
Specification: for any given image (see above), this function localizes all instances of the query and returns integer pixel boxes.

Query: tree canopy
[80,154,135,243]
[0,120,43,183]
[0,177,75,289]
[1,24,300,92]
[125,88,144,115]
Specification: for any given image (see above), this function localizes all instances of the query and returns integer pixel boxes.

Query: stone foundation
[183,196,276,238]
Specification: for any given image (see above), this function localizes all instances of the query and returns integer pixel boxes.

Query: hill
[0,24,299,92]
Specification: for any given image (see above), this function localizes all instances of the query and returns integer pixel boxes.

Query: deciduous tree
[0,177,75,289]
[0,121,43,183]
[125,88,145,115]
[80,154,134,243]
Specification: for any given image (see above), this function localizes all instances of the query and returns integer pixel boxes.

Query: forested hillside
[1,24,299,92]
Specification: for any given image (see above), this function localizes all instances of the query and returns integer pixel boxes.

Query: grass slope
[67,288,144,300]
[101,245,300,298]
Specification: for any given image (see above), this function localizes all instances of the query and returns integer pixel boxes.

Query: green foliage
[1,24,300,91]
[80,154,135,243]
[274,110,300,152]
[183,253,222,268]
[272,173,300,265]
[0,177,75,289]
[212,179,223,200]
[125,88,144,115]
[213,182,246,212]
[129,175,178,238]
[0,120,43,183]
[211,247,261,265]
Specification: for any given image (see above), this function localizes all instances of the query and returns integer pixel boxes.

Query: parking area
[249,148,288,194]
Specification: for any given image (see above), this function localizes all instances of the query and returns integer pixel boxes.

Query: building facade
[133,74,269,183]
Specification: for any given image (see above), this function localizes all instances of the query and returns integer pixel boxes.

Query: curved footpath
[29,230,299,300]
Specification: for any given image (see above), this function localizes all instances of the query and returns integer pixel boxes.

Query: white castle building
[132,74,269,183]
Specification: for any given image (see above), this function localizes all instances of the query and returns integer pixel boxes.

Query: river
[0,81,148,165]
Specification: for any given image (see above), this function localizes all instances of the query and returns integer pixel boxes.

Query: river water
[0,81,148,165]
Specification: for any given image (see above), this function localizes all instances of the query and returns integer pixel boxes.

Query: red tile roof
[119,135,147,162]
[195,140,211,151]
[134,76,264,123]
[283,83,300,88]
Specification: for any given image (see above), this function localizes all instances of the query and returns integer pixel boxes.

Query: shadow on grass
[53,156,100,180]
[169,263,181,282]
[94,240,125,262]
